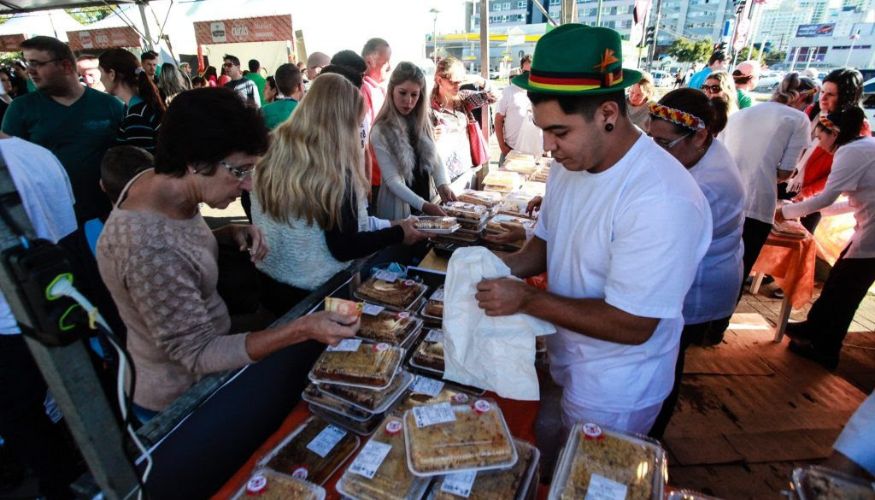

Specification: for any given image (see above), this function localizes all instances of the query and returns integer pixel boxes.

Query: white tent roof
[0,8,82,40]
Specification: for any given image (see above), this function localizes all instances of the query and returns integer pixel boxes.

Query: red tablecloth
[751,232,817,309]
[212,395,540,499]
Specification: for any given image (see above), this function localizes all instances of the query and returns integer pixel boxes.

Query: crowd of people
[0,23,873,496]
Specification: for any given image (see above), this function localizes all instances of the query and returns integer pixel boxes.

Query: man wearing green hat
[475,25,712,437]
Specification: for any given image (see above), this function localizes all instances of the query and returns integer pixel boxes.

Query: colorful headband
[799,88,818,97]
[819,114,840,132]
[649,102,706,131]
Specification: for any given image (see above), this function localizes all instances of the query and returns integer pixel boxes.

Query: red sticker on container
[473,399,491,414]
[583,423,604,440]
[373,342,390,352]
[291,466,308,479]
[397,312,410,319]
[246,475,267,495]
[451,393,469,404]
[403,279,416,287]
[385,419,403,435]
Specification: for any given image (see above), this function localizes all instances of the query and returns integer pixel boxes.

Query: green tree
[667,38,714,63]
[764,50,786,67]
[66,6,113,25]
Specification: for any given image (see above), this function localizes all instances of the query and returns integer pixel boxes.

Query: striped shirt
[117,96,161,152]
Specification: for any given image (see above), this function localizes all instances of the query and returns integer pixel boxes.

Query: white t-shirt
[496,83,542,155]
[720,102,810,224]
[784,137,875,259]
[684,140,745,324]
[535,134,712,413]
[0,137,77,334]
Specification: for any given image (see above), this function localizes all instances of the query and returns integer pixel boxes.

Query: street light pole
[845,31,860,67]
[430,8,440,64]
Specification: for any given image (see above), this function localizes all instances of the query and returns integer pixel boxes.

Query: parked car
[650,70,673,87]
[754,72,784,93]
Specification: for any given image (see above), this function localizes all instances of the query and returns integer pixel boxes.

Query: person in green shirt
[2,36,124,222]
[261,63,304,130]
[732,60,760,110]
[245,59,267,103]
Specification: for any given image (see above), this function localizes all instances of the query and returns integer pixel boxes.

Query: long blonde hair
[705,71,738,114]
[430,56,465,111]
[255,73,366,229]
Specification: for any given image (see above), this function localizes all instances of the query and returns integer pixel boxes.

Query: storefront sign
[796,23,835,38]
[0,34,25,52]
[67,27,142,51]
[194,15,293,45]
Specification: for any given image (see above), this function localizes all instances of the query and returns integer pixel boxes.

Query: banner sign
[796,23,835,38]
[194,15,293,45]
[67,27,142,51]
[0,34,25,52]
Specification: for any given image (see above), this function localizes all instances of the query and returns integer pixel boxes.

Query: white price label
[362,303,385,316]
[430,288,445,302]
[411,375,444,397]
[441,470,478,498]
[348,439,392,479]
[306,424,347,458]
[327,338,362,352]
[425,329,443,342]
[584,474,629,500]
[374,270,398,282]
[412,402,456,428]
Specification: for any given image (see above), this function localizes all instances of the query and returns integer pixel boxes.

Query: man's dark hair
[248,59,260,72]
[223,54,241,67]
[361,38,389,58]
[76,53,97,62]
[520,54,532,67]
[100,146,154,204]
[155,88,269,177]
[274,63,303,95]
[528,91,627,121]
[20,36,75,66]
[140,50,159,63]
[708,51,726,66]
[331,50,367,76]
[320,64,363,89]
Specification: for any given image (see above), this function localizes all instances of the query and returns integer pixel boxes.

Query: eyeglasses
[651,132,691,150]
[441,76,463,87]
[222,62,235,68]
[701,84,722,93]
[219,160,255,179]
[25,58,62,69]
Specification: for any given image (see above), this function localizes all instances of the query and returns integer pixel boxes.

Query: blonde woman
[430,57,496,187]
[252,73,425,316]
[372,62,456,219]
[701,71,738,116]
[627,71,655,130]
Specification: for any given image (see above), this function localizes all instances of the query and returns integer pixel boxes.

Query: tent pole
[138,2,153,50]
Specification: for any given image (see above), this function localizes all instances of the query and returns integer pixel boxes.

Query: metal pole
[478,0,490,189]
[596,0,604,26]
[433,17,438,63]
[138,2,153,50]
[790,45,800,72]
[845,34,858,67]
[648,0,662,69]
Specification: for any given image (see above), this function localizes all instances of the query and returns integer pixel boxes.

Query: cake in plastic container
[318,370,414,414]
[421,288,445,321]
[232,468,326,500]
[309,340,403,389]
[457,189,502,209]
[403,398,517,476]
[429,439,540,500]
[358,309,422,346]
[415,217,461,232]
[410,330,445,374]
[308,404,383,437]
[792,465,875,500]
[335,416,431,500]
[260,417,360,485]
[355,276,427,310]
[302,384,374,422]
[442,201,489,222]
[548,423,666,500]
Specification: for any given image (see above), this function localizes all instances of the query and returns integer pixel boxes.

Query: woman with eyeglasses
[96,88,359,420]
[777,106,873,371]
[252,73,427,316]
[98,49,166,153]
[430,57,496,189]
[701,71,738,116]
[646,88,744,438]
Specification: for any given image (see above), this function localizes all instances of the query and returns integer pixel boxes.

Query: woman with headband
[776,107,871,371]
[646,88,744,438]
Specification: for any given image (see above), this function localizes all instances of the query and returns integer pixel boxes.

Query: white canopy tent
[0,8,82,41]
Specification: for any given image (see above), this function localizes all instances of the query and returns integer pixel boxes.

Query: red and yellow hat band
[528,67,624,92]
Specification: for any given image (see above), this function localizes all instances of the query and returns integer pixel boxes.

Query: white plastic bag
[442,247,555,400]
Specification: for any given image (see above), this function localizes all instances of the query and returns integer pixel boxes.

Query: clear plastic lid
[357,309,423,347]
[482,171,523,193]
[318,370,414,414]
[442,202,490,222]
[309,340,404,390]
[791,465,875,500]
[354,276,428,311]
[232,467,326,500]
[258,416,361,486]
[486,213,536,233]
[420,289,444,321]
[403,398,517,477]
[666,489,723,500]
[335,416,432,500]
[457,189,503,209]
[415,217,462,233]
[409,330,445,375]
[308,404,384,437]
[428,439,540,500]
[302,384,375,422]
[548,422,666,500]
